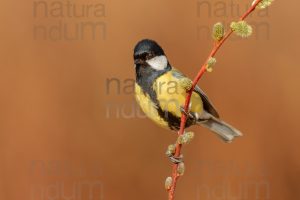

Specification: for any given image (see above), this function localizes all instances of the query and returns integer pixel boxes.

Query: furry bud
[252,0,274,9]
[166,144,176,157]
[206,57,217,72]
[230,21,253,38]
[177,132,195,145]
[177,162,185,176]
[212,22,225,41]
[165,177,173,190]
[179,78,193,91]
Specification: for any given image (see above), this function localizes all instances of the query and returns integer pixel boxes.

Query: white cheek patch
[146,55,168,71]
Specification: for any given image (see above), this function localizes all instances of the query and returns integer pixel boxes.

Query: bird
[133,39,242,144]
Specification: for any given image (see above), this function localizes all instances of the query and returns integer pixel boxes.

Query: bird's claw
[180,107,192,118]
[180,106,197,123]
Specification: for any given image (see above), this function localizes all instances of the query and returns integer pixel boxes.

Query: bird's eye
[135,52,154,60]
[146,53,154,60]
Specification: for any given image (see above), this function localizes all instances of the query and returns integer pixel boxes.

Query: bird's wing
[194,85,219,118]
[171,69,220,118]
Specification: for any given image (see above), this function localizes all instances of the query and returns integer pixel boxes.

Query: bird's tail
[197,115,242,143]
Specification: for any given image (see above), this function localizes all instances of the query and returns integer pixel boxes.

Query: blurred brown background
[0,0,299,199]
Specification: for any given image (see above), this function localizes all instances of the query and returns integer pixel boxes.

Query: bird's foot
[180,107,193,118]
[180,106,197,123]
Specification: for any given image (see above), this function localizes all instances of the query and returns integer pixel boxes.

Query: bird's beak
[134,59,144,65]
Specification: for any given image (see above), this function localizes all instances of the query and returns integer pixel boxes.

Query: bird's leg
[180,106,195,119]
[180,106,197,123]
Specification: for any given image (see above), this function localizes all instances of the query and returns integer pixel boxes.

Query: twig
[167,0,264,199]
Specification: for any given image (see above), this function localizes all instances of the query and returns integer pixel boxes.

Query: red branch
[167,1,262,199]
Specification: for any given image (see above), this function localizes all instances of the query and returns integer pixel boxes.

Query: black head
[133,39,169,71]
[134,39,172,94]
[134,39,165,60]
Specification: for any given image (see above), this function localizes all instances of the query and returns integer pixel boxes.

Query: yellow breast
[135,70,204,129]
[154,71,203,118]
[135,83,169,129]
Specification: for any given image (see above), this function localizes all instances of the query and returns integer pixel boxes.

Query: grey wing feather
[171,69,219,118]
[194,86,219,118]
[198,112,242,142]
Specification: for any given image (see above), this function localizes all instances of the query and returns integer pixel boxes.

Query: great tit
[134,39,242,142]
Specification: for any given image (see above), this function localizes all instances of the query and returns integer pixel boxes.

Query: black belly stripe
[155,106,194,130]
